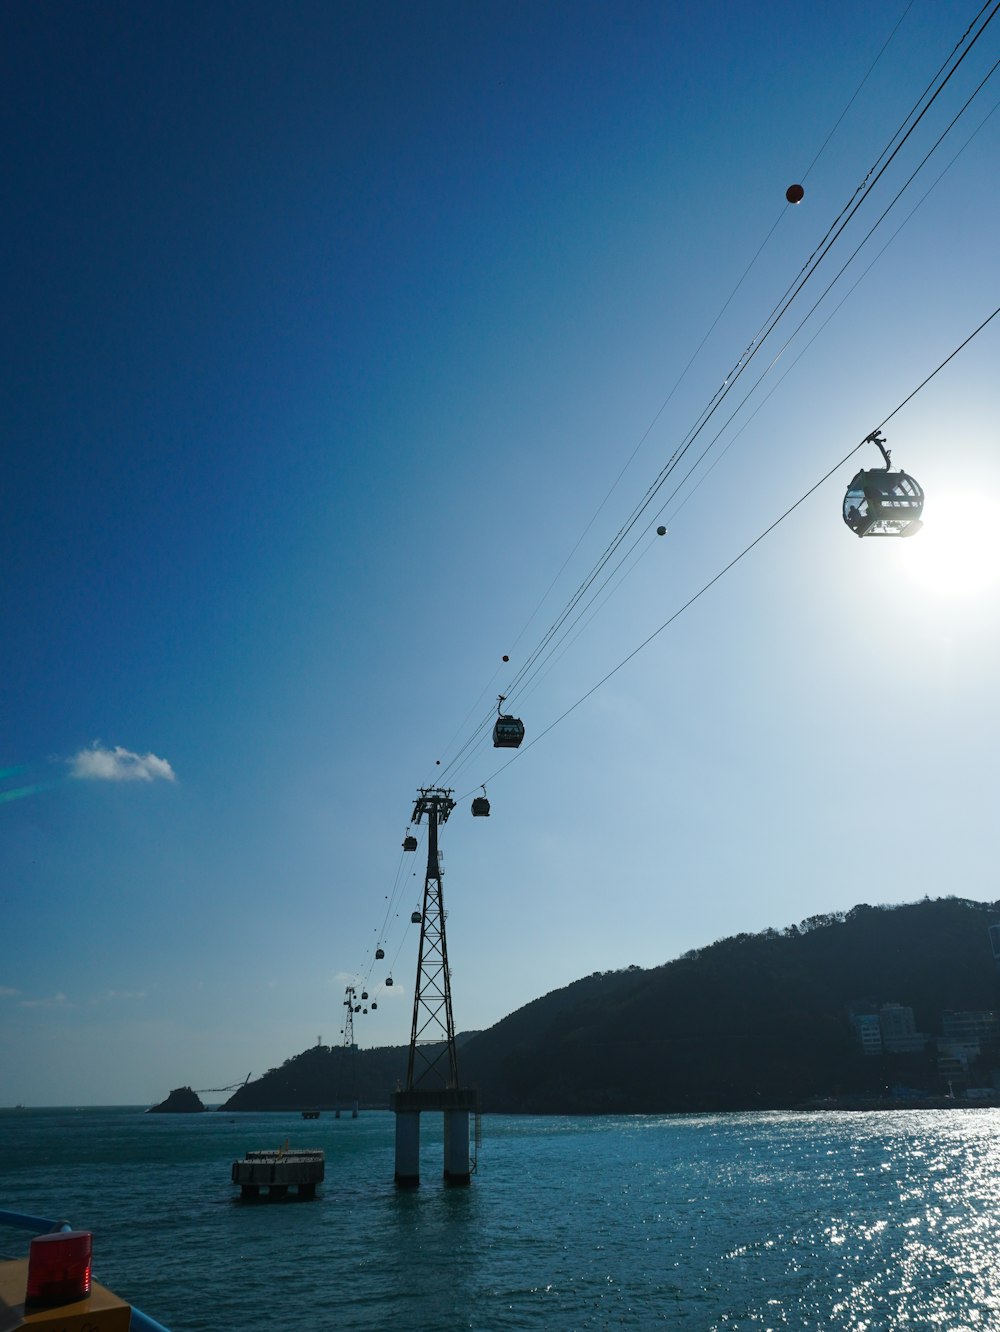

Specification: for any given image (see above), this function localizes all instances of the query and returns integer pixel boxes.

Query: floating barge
[231,1149,324,1200]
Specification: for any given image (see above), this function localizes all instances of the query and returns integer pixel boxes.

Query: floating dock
[231,1149,324,1200]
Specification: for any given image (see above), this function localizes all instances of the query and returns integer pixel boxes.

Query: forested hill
[224,898,1000,1114]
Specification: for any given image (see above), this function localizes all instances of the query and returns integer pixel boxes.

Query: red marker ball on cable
[502,655,509,662]
[786,183,804,204]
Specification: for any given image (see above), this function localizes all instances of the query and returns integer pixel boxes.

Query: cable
[497,0,919,675]
[459,303,1000,800]
[798,0,918,185]
[495,5,1000,724]
[659,87,1000,533]
[485,54,1000,717]
[504,26,1000,710]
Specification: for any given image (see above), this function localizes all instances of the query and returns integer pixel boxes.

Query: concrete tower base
[391,1087,479,1188]
[443,1108,470,1185]
[394,1109,421,1188]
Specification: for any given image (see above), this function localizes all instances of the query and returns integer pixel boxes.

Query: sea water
[2,1106,1000,1330]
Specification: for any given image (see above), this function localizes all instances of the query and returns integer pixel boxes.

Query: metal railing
[0,1209,171,1332]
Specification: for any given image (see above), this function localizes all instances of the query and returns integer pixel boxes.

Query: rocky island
[147,1085,206,1113]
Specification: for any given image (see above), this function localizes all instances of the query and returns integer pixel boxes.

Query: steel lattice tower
[406,787,459,1089]
[391,785,478,1185]
[341,985,357,1049]
[339,985,359,1117]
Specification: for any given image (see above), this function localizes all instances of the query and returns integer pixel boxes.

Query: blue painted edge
[0,1209,173,1332]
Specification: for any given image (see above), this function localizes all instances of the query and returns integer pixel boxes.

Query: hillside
[223,1043,408,1111]
[223,897,1000,1113]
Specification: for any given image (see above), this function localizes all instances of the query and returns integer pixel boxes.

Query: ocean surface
[2,1106,1000,1330]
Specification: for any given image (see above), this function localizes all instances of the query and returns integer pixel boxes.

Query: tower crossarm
[412,787,455,826]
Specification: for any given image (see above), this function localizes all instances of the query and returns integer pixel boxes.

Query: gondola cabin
[843,432,924,538]
[385,977,393,986]
[493,714,525,748]
[371,1001,377,1009]
[375,947,385,960]
[843,468,924,537]
[402,835,418,851]
[411,910,422,924]
[471,795,490,817]
[361,991,368,1000]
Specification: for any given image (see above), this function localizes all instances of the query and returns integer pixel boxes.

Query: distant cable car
[354,1004,361,1012]
[371,1001,378,1010]
[361,991,368,1000]
[843,430,924,538]
[362,1007,368,1014]
[411,910,422,924]
[493,695,525,749]
[403,835,418,851]
[472,785,490,817]
[385,976,393,986]
[375,946,385,960]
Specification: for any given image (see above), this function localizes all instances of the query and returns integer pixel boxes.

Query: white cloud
[18,992,70,1009]
[92,990,147,1003]
[70,743,176,784]
[0,986,19,998]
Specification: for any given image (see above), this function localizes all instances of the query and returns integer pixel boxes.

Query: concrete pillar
[394,1110,420,1187]
[443,1109,470,1185]
[352,1099,359,1119]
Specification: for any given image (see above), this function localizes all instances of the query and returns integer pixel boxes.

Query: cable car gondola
[375,946,385,960]
[361,991,368,1000]
[371,1001,377,1010]
[402,835,418,851]
[843,430,924,538]
[385,976,393,987]
[411,910,422,924]
[472,785,490,817]
[493,695,525,749]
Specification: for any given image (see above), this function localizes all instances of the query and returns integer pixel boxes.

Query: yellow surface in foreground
[0,1260,131,1332]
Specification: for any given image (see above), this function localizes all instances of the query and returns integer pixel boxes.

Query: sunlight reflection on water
[4,1108,1000,1329]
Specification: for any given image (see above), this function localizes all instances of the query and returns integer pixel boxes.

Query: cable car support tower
[391,787,479,1186]
[338,985,359,1118]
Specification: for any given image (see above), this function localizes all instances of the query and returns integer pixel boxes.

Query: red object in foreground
[786,183,804,203]
[25,1231,92,1306]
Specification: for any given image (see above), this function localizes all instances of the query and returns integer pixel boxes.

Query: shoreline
[795,1096,1000,1112]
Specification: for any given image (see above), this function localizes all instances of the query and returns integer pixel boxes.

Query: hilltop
[222,897,1000,1114]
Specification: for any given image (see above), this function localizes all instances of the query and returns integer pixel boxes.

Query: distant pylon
[341,985,359,1117]
[342,986,356,1048]
[406,787,458,1089]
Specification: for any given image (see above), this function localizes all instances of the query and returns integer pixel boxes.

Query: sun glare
[897,491,1000,598]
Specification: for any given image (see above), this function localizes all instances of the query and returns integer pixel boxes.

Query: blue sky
[3,0,999,1105]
